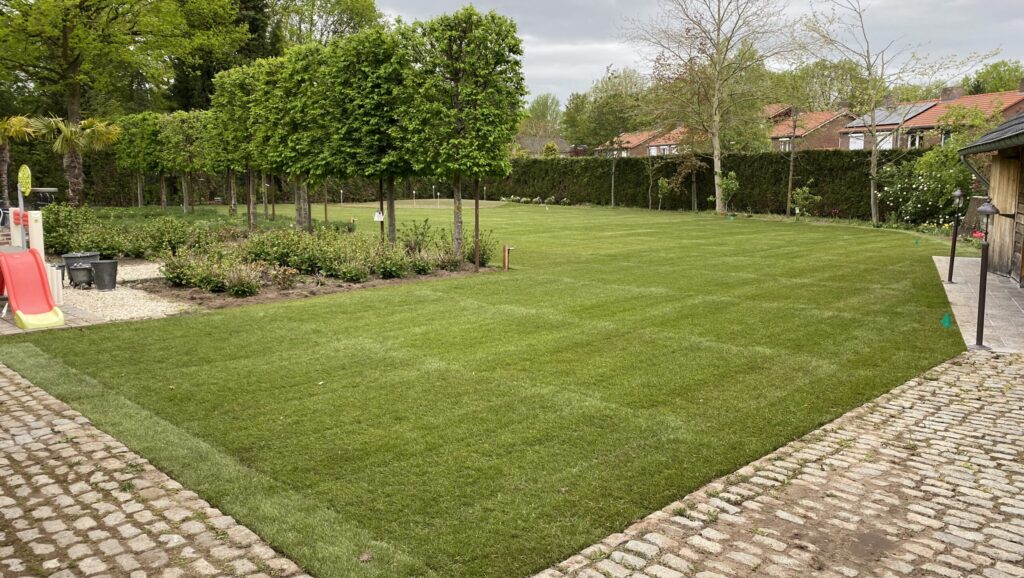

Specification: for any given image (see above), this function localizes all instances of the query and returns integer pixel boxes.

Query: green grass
[2,204,965,577]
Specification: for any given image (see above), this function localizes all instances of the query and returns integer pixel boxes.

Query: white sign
[373,211,385,222]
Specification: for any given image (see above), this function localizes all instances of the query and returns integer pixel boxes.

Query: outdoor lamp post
[971,200,1000,350]
[947,188,965,283]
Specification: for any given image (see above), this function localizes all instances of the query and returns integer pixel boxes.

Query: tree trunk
[711,125,725,214]
[228,170,237,215]
[246,168,255,230]
[473,178,480,271]
[377,177,385,240]
[137,172,145,207]
[64,150,84,207]
[869,147,880,224]
[691,173,697,212]
[453,173,464,255]
[181,174,189,214]
[294,177,311,231]
[385,175,397,243]
[261,172,268,221]
[271,175,280,221]
[786,143,796,217]
[0,143,10,206]
[160,175,167,209]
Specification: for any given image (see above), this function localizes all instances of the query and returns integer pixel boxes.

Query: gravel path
[57,260,187,323]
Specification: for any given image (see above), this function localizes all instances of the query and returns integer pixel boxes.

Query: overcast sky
[379,0,1024,105]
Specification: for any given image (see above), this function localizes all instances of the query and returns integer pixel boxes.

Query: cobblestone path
[0,364,309,578]
[535,352,1024,578]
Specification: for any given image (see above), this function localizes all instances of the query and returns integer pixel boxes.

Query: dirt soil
[127,267,494,310]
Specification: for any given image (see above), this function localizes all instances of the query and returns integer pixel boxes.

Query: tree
[115,113,163,207]
[405,7,526,260]
[560,92,592,147]
[275,0,380,44]
[32,117,121,206]
[631,0,788,214]
[0,116,35,206]
[157,111,203,212]
[520,93,562,141]
[542,142,560,158]
[211,66,259,226]
[962,60,1024,95]
[326,25,414,243]
[560,68,647,150]
[0,0,242,122]
[804,0,987,224]
[770,59,866,110]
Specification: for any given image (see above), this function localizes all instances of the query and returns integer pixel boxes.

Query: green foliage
[43,205,217,258]
[115,113,163,175]
[560,69,646,148]
[269,265,300,290]
[403,7,527,179]
[541,142,559,158]
[225,263,263,297]
[720,172,740,210]
[465,230,497,266]
[791,186,822,217]
[962,59,1024,95]
[398,219,437,254]
[372,243,409,279]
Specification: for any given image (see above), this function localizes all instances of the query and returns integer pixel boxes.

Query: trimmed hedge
[487,150,924,220]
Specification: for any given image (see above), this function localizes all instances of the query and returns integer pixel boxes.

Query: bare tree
[631,0,789,214]
[803,0,989,224]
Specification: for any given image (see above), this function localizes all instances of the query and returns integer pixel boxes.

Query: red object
[10,208,27,226]
[971,230,985,239]
[0,248,57,316]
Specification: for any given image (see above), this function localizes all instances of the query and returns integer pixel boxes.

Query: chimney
[940,86,965,101]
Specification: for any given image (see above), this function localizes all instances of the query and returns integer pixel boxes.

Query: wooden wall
[989,155,1019,275]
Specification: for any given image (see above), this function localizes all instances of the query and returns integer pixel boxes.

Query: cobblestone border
[533,351,1024,578]
[0,364,311,577]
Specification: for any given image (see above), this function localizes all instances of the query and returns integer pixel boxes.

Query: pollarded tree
[211,66,259,227]
[326,25,414,243]
[32,117,121,206]
[157,111,204,213]
[404,7,526,258]
[249,45,330,230]
[115,112,163,207]
[0,116,36,205]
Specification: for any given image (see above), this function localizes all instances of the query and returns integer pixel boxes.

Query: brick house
[840,86,1024,151]
[770,111,854,152]
[644,127,688,156]
[595,130,661,157]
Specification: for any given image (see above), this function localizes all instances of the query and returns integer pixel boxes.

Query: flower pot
[62,252,100,270]
[91,260,118,292]
[68,263,94,288]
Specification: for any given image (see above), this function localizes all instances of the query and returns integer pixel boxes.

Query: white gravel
[57,259,187,322]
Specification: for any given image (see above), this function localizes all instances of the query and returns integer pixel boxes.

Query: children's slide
[0,247,64,330]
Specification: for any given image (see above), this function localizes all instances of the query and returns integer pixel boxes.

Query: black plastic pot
[62,252,100,269]
[68,263,94,288]
[91,260,118,292]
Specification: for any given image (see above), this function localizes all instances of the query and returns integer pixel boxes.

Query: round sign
[17,165,32,196]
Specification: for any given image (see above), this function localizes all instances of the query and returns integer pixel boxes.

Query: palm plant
[32,117,121,206]
[0,116,36,205]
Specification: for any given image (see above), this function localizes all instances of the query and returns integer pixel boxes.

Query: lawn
[1,203,965,577]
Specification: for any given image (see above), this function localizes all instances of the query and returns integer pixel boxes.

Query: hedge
[486,150,925,220]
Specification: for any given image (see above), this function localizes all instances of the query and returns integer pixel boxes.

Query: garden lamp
[947,188,965,283]
[971,199,1000,350]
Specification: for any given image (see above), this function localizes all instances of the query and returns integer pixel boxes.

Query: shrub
[463,230,498,266]
[225,263,263,297]
[399,219,438,255]
[409,251,434,275]
[544,196,556,204]
[373,244,409,279]
[435,249,462,272]
[337,263,369,283]
[269,265,299,290]
[42,204,98,255]
[160,251,228,292]
[161,253,196,287]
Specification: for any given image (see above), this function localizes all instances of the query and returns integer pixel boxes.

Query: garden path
[935,256,1024,353]
[0,363,309,577]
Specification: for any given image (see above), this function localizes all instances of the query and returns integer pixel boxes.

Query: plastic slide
[0,247,64,330]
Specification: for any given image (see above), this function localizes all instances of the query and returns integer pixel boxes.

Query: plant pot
[91,260,118,292]
[62,252,100,270]
[68,263,94,288]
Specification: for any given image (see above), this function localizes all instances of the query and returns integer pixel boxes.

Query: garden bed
[127,265,492,310]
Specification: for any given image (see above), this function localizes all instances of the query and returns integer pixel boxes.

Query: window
[660,145,670,155]
[877,132,894,150]
[648,146,659,156]
[779,138,792,152]
[907,132,923,149]
[670,145,678,154]
[848,133,865,150]
[940,131,952,145]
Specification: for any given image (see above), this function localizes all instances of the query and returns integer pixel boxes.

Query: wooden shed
[960,114,1024,285]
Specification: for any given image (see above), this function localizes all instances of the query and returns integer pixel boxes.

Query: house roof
[902,90,1024,129]
[844,102,938,131]
[763,104,792,119]
[960,112,1024,155]
[771,111,850,139]
[596,130,660,150]
[647,126,688,147]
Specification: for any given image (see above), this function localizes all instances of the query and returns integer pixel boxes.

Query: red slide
[0,247,64,330]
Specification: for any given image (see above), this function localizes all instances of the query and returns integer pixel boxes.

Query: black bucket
[63,252,101,269]
[68,263,94,288]
[91,260,118,292]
